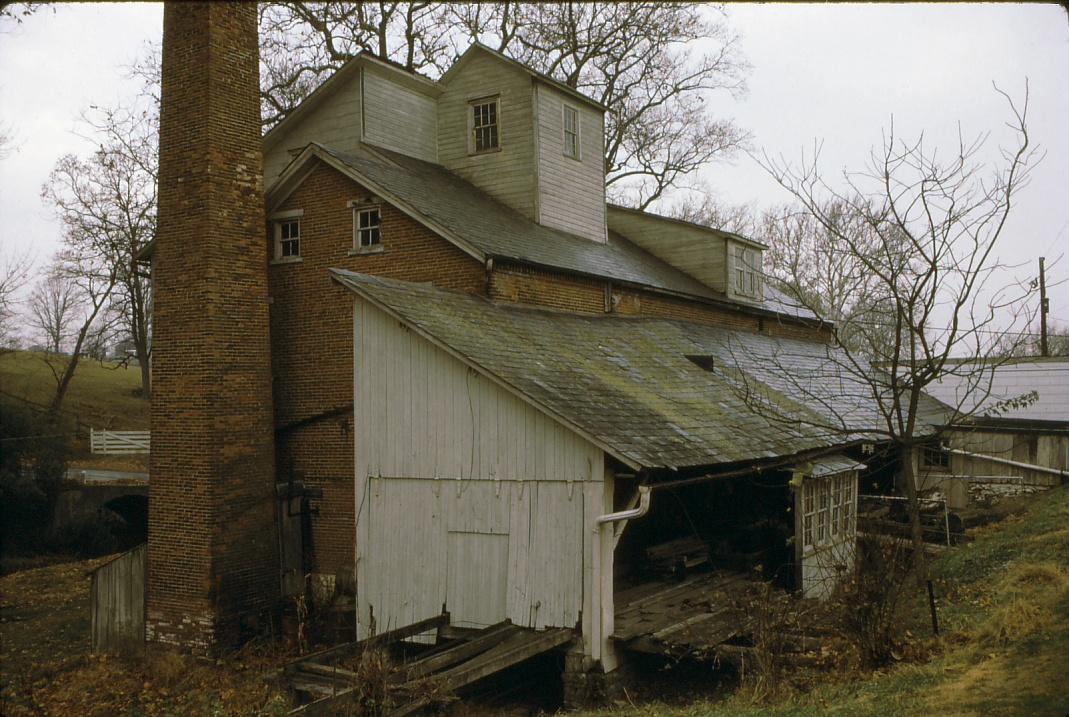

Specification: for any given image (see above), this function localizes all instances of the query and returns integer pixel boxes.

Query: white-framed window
[470,97,500,153]
[801,473,857,553]
[354,206,381,249]
[563,105,580,159]
[270,209,304,262]
[734,245,759,297]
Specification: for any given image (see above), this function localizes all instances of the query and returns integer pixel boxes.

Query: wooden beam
[390,621,517,684]
[284,612,449,674]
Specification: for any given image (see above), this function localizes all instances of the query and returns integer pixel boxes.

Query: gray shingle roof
[332,269,943,470]
[315,144,816,323]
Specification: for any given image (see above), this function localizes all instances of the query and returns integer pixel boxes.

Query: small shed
[334,270,889,667]
[918,357,1069,508]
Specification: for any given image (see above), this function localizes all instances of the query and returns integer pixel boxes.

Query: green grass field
[0,349,150,434]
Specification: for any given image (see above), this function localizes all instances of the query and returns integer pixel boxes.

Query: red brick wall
[268,161,485,578]
[148,3,278,652]
[489,261,829,340]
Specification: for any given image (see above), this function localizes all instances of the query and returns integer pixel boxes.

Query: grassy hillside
[582,485,1069,717]
[0,349,150,434]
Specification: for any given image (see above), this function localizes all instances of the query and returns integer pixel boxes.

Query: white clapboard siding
[353,298,605,644]
[437,51,537,220]
[361,67,438,162]
[535,83,607,243]
[263,70,365,187]
[91,429,150,455]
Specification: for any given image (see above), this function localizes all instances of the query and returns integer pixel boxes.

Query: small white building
[335,270,884,669]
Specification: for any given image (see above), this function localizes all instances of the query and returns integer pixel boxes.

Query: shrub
[831,539,914,667]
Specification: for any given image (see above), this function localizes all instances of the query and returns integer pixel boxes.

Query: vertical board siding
[437,52,537,220]
[362,66,438,163]
[264,71,364,187]
[535,84,607,243]
[90,544,147,653]
[354,299,603,639]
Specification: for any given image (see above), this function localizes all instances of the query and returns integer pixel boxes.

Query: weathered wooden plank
[391,621,518,684]
[432,628,573,690]
[286,613,449,672]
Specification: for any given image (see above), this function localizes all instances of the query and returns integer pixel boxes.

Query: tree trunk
[898,442,929,586]
[139,353,151,399]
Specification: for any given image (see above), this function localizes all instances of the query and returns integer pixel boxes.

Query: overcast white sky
[1,3,1067,335]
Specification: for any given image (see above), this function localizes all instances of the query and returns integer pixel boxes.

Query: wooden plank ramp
[285,615,573,716]
[613,570,759,659]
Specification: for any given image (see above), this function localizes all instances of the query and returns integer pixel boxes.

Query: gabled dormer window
[470,97,499,153]
[734,245,760,298]
[563,105,580,159]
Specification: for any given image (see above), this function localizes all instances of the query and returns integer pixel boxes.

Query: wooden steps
[284,614,573,716]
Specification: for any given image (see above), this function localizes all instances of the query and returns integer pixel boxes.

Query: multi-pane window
[355,207,381,248]
[735,245,758,296]
[563,105,580,159]
[276,219,300,259]
[921,442,951,470]
[801,473,857,552]
[471,98,499,153]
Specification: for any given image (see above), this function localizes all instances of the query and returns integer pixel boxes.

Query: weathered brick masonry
[489,262,830,341]
[269,162,485,577]
[148,2,278,651]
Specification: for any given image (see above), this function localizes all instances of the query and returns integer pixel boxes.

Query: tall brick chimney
[147,2,279,652]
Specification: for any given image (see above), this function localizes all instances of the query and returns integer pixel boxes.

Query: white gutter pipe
[946,448,1069,479]
[596,485,651,525]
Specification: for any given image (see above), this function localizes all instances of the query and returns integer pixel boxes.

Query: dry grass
[0,557,292,716]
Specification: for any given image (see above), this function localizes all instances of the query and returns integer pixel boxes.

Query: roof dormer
[606,205,767,303]
[437,44,608,243]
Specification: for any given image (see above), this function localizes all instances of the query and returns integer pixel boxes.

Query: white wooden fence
[91,429,150,455]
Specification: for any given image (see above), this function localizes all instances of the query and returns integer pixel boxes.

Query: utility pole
[1039,256,1049,357]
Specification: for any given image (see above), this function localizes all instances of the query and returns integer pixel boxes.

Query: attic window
[563,105,580,159]
[470,97,499,153]
[685,355,716,372]
[734,245,759,297]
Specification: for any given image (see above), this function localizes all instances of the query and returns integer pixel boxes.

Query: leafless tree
[257,2,750,208]
[732,85,1041,580]
[28,267,80,354]
[41,101,156,397]
[36,249,121,417]
[666,188,757,236]
[0,243,31,350]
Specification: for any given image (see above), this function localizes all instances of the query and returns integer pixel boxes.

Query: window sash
[277,220,300,258]
[802,473,857,552]
[471,100,499,152]
[355,207,381,248]
[563,106,579,158]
